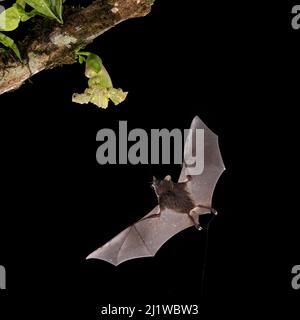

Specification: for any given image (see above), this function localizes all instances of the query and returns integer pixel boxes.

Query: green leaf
[25,0,63,23]
[0,32,21,60]
[75,51,90,64]
[78,55,85,64]
[76,51,90,57]
[0,7,21,31]
[16,0,27,9]
[13,3,38,22]
[50,0,63,23]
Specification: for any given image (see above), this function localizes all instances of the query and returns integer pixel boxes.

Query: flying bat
[86,116,225,266]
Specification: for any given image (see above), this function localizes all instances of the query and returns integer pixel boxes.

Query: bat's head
[152,175,173,197]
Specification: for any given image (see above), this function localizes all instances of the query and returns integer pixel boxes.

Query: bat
[86,116,225,266]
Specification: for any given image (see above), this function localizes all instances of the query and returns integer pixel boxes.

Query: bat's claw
[195,224,203,231]
[211,208,218,215]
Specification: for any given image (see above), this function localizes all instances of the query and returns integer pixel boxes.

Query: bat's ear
[164,175,172,181]
[153,176,157,183]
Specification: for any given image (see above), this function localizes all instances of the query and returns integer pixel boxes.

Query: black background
[0,0,299,318]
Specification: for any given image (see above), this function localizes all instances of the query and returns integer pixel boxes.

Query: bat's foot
[195,224,203,231]
[181,175,192,183]
[186,175,192,181]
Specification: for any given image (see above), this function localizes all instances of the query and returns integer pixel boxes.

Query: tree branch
[0,0,152,95]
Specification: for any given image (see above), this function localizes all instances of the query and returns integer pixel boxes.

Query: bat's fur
[152,176,194,213]
[152,175,216,230]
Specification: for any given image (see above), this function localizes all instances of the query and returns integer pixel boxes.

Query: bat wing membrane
[86,206,193,266]
[179,116,225,207]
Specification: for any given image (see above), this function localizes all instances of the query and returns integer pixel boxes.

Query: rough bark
[0,0,152,95]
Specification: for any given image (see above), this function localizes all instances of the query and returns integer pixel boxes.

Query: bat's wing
[86,116,225,266]
[179,116,225,213]
[86,206,192,266]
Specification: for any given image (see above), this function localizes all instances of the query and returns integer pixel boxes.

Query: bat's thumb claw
[195,224,203,231]
[211,208,218,215]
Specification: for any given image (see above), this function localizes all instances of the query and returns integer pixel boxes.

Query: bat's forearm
[140,208,161,222]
